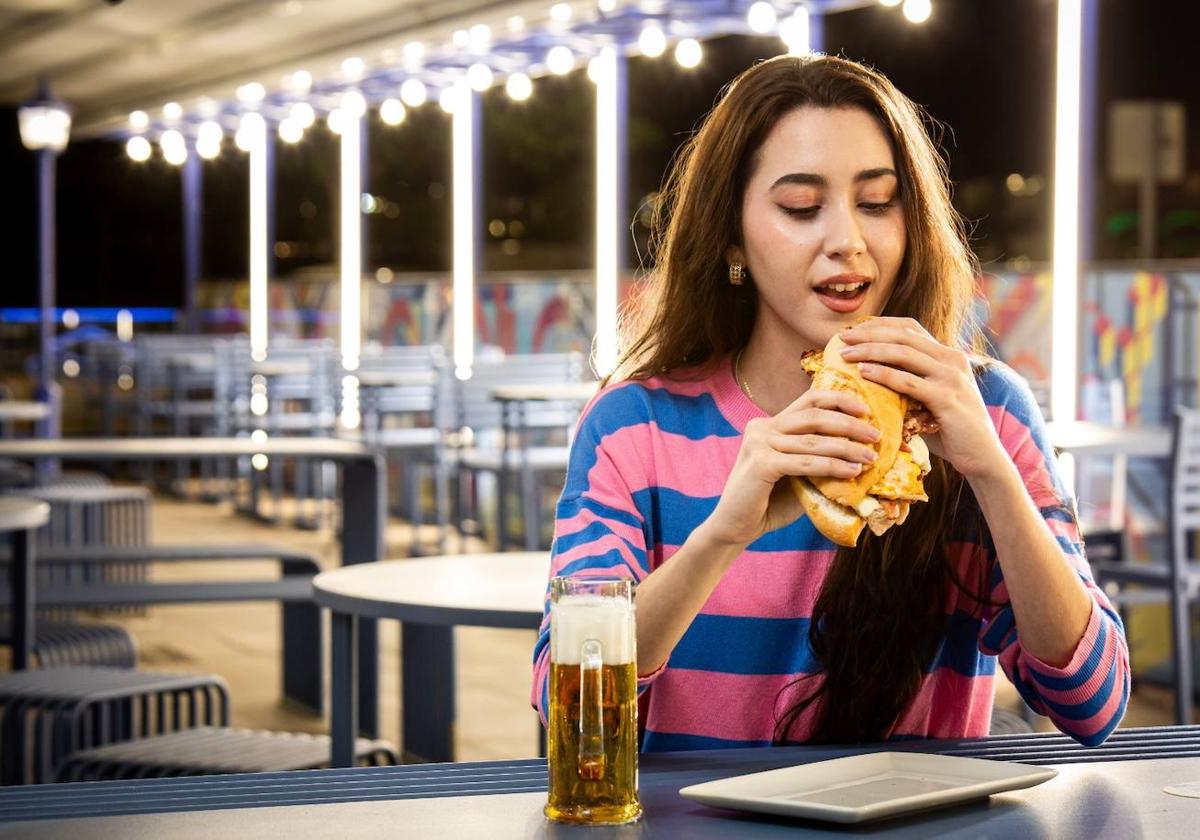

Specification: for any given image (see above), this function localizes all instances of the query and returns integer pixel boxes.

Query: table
[490,382,597,550]
[313,551,547,767]
[1045,420,1171,458]
[0,496,50,669]
[4,726,1200,837]
[0,437,386,734]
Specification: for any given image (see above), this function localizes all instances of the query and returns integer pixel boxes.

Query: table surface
[0,436,370,459]
[1044,420,1171,457]
[0,496,50,531]
[3,726,1200,838]
[354,370,439,387]
[489,383,599,403]
[251,360,312,377]
[0,400,50,421]
[313,551,547,628]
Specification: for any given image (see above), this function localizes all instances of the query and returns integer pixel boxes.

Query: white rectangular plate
[679,751,1057,824]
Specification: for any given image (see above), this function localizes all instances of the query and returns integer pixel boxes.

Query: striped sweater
[532,358,1130,749]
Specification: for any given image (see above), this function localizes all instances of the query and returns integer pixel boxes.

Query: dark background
[2,0,1196,308]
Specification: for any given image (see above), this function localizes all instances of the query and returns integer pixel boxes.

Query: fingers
[776,405,881,445]
[838,341,941,378]
[772,431,878,465]
[840,317,955,362]
[858,362,935,404]
[768,451,865,480]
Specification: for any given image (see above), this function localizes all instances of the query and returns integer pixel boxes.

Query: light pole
[17,79,70,446]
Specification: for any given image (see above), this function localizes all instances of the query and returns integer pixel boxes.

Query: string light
[400,78,427,107]
[546,45,574,74]
[126,135,151,162]
[506,72,533,100]
[674,38,702,68]
[903,0,932,23]
[747,2,777,33]
[380,98,406,125]
[638,25,666,57]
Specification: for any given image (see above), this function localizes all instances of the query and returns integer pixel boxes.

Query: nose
[822,202,866,261]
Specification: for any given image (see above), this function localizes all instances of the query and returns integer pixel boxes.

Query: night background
[2,0,1197,308]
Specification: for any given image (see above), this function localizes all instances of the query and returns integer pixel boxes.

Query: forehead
[751,106,896,182]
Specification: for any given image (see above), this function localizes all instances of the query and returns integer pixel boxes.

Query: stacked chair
[450,350,589,550]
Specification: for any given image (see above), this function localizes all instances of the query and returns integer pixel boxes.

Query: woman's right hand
[703,389,882,548]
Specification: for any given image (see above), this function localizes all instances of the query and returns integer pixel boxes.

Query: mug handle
[578,638,605,780]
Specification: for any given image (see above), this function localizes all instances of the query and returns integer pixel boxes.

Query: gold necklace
[734,350,755,404]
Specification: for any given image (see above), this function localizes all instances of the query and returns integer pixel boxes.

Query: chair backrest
[1170,406,1200,574]
[453,351,585,433]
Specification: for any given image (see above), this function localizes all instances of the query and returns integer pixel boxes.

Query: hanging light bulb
[546,45,574,75]
[638,25,667,58]
[290,70,313,92]
[163,102,183,121]
[380,98,406,125]
[290,102,315,128]
[341,91,367,118]
[674,38,702,68]
[400,78,427,107]
[235,112,265,151]
[236,83,266,104]
[438,86,460,114]
[196,120,223,158]
[160,129,188,165]
[125,135,151,162]
[903,0,932,23]
[467,63,494,91]
[326,108,345,135]
[506,72,533,101]
[747,2,777,33]
[129,110,149,132]
[278,118,303,143]
[780,7,810,55]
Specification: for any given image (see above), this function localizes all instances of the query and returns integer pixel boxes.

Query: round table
[313,551,548,766]
[0,496,51,669]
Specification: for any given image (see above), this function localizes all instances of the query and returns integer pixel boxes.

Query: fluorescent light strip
[247,114,268,361]
[452,79,476,380]
[1051,0,1082,424]
[340,108,362,371]
[594,47,619,377]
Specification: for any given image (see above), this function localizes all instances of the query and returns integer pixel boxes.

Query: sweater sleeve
[974,365,1130,746]
[531,385,656,727]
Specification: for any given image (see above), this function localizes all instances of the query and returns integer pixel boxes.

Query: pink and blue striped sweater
[532,358,1129,749]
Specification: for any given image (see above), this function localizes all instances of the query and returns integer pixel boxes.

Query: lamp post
[17,78,70,448]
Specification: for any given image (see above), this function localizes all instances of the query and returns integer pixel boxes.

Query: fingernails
[861,449,877,462]
[859,363,876,374]
[868,427,882,441]
[844,463,863,474]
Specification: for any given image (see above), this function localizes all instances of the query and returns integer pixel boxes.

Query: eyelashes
[779,200,898,219]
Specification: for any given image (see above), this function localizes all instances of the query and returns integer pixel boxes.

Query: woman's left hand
[837,317,1008,480]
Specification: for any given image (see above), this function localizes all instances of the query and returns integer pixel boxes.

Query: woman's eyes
[779,200,897,218]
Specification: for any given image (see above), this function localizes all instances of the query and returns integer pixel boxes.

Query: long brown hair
[613,55,991,743]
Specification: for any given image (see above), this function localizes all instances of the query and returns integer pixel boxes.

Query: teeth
[827,282,865,293]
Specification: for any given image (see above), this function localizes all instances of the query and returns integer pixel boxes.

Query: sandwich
[789,323,939,546]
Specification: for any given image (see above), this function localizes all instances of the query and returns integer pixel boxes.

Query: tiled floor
[78,489,1196,761]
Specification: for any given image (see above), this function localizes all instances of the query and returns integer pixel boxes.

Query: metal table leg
[330,610,359,768]
[341,455,384,738]
[11,528,35,670]
[401,623,455,762]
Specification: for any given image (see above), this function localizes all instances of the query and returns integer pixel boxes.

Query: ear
[724,244,745,266]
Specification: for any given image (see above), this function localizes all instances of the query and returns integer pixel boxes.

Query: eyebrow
[769,168,898,189]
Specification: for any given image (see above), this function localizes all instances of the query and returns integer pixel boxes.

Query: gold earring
[729,262,745,285]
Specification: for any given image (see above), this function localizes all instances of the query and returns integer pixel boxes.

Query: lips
[814,274,872,314]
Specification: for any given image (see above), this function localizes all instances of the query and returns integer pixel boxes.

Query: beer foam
[551,594,636,665]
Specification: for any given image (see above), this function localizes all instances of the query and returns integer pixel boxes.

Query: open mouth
[815,281,871,301]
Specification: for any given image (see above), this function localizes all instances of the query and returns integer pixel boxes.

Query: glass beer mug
[544,577,641,825]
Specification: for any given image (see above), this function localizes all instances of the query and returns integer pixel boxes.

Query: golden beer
[545,577,641,825]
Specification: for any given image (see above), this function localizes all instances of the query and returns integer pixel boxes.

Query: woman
[531,55,1128,748]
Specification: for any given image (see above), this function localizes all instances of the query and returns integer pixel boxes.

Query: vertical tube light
[452,79,478,379]
[594,46,620,377]
[340,97,363,371]
[246,113,269,361]
[1051,0,1082,424]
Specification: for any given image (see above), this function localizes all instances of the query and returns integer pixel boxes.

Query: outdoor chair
[449,351,587,550]
[57,727,397,780]
[0,666,230,785]
[1088,406,1200,725]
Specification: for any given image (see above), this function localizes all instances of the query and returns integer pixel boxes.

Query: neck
[739,332,816,416]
